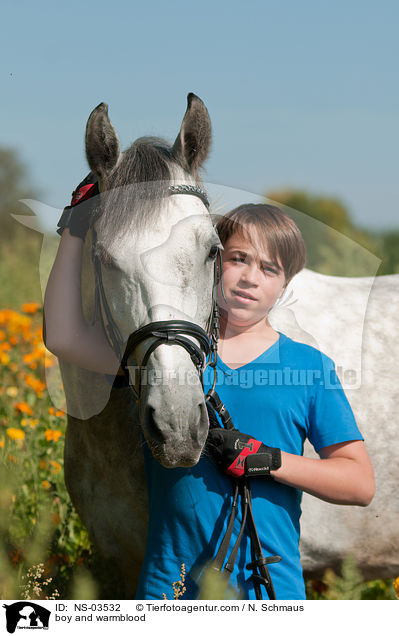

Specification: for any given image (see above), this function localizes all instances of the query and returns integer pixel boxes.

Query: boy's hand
[57,199,96,240]
[206,427,281,478]
[57,174,99,240]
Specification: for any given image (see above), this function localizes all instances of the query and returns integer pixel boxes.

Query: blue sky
[2,0,398,232]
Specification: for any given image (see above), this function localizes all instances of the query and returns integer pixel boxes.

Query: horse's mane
[93,136,196,261]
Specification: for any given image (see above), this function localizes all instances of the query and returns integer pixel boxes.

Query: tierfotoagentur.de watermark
[124,365,358,390]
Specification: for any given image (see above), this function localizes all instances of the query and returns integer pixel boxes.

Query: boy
[134,203,374,600]
[44,185,375,600]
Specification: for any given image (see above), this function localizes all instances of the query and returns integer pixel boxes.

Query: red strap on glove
[206,427,281,478]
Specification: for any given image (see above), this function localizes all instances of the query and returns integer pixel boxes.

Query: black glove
[56,173,99,240]
[206,427,281,478]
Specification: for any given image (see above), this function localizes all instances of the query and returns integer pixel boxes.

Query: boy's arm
[270,440,375,506]
[43,229,123,376]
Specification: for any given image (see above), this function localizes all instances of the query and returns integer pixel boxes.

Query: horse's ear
[172,93,212,173]
[85,103,121,179]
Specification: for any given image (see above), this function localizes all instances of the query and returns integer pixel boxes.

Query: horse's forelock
[94,137,194,258]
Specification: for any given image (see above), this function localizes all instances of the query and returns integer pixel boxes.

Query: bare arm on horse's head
[43,229,123,376]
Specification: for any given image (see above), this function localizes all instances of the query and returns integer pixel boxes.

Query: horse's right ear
[172,93,212,174]
[85,103,121,180]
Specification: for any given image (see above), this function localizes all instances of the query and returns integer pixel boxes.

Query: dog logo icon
[3,602,51,633]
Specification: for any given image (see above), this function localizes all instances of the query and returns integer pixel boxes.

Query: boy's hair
[216,203,306,284]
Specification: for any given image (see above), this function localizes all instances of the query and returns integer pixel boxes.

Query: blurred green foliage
[267,188,399,277]
[0,148,36,237]
[0,234,43,311]
[305,555,397,600]
[0,148,44,310]
[377,231,399,275]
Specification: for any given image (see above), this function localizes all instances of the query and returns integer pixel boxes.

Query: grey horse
[269,269,399,581]
[59,94,219,595]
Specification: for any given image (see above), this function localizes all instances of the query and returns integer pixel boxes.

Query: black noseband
[120,320,211,399]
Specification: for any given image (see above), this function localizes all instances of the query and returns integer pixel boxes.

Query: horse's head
[84,94,220,468]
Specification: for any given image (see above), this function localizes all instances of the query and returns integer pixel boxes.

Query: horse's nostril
[143,406,167,447]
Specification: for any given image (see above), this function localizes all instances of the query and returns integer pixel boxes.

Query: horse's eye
[208,245,219,261]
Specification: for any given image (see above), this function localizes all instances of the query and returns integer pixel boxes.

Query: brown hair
[216,203,306,284]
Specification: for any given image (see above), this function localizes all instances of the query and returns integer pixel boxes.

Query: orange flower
[1,352,10,365]
[14,402,33,416]
[394,577,399,599]
[22,418,39,429]
[22,351,39,369]
[25,374,46,395]
[8,312,31,332]
[6,428,25,441]
[49,460,62,474]
[44,430,62,442]
[0,436,4,448]
[21,417,38,428]
[0,329,5,341]
[42,480,51,490]
[48,407,65,417]
[0,309,13,324]
[21,302,41,314]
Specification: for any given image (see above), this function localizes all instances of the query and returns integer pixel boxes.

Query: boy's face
[218,231,286,328]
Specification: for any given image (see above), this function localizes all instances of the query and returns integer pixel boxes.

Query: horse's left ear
[172,93,212,173]
[85,103,121,180]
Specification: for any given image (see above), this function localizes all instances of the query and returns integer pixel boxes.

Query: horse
[56,94,220,595]
[269,268,399,581]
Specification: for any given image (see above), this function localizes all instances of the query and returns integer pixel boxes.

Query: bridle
[91,184,224,406]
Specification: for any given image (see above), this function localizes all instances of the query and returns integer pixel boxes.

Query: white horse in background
[269,269,399,580]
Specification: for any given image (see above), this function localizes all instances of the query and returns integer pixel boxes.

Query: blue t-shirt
[135,332,363,600]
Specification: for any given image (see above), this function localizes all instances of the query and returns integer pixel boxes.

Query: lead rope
[204,250,279,600]
[245,480,281,599]
[205,250,234,430]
